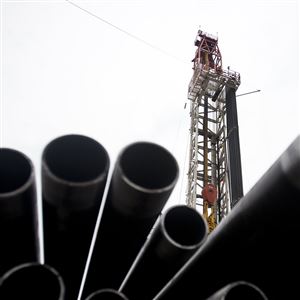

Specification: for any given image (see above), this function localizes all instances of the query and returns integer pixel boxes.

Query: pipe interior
[0,149,32,193]
[0,264,63,300]
[225,284,265,300]
[86,290,128,300]
[44,135,108,182]
[120,142,178,189]
[164,206,206,246]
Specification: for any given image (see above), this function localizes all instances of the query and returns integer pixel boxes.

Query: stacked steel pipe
[119,205,207,300]
[0,134,299,299]
[205,281,267,300]
[82,142,180,297]
[84,289,128,300]
[42,134,110,299]
[0,263,65,300]
[0,148,38,274]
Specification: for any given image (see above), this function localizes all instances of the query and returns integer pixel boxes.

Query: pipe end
[163,205,207,249]
[0,263,65,300]
[85,289,129,300]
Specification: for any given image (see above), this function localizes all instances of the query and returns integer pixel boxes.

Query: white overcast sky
[1,0,299,208]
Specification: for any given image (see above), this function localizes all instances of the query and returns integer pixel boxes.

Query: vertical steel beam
[225,86,243,207]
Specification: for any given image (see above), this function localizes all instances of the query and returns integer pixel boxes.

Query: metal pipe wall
[153,136,300,300]
[85,289,128,300]
[0,263,65,300]
[42,134,110,300]
[0,148,38,274]
[83,142,178,297]
[205,281,267,300]
[120,205,207,300]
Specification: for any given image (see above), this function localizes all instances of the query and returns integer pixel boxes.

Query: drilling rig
[186,30,243,232]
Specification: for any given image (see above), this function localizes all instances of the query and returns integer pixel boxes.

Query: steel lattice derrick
[186,29,240,231]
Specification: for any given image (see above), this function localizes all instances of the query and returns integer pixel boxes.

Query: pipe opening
[0,149,32,194]
[120,142,178,190]
[0,263,64,300]
[164,206,206,247]
[85,289,128,300]
[225,283,266,300]
[43,135,109,182]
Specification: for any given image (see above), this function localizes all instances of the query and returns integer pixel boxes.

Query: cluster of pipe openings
[0,133,299,299]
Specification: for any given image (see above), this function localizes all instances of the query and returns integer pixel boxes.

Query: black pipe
[0,262,65,300]
[0,148,38,274]
[42,134,110,299]
[83,142,178,296]
[120,205,207,300]
[205,281,267,300]
[225,86,243,207]
[85,289,128,300]
[153,135,300,300]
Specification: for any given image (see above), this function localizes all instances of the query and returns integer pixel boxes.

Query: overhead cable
[65,0,186,64]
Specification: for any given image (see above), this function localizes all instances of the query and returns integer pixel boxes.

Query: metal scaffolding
[186,30,241,232]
